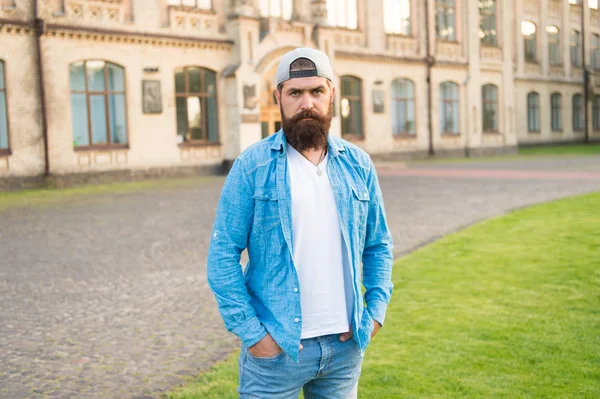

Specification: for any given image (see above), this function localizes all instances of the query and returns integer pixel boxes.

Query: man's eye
[313,89,323,95]
[290,91,299,96]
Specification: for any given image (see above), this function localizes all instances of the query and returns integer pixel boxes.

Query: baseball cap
[276,48,334,87]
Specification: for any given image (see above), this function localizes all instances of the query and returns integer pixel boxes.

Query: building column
[502,0,517,145]
[465,0,482,150]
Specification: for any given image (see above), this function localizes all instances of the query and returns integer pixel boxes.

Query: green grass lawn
[166,192,600,399]
[518,143,600,156]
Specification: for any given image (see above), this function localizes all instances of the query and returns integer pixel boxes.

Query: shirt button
[294,318,300,323]
[293,288,298,293]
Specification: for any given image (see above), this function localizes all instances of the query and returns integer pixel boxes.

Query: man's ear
[274,89,280,105]
[330,86,336,105]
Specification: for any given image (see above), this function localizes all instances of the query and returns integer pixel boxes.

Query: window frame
[435,0,457,42]
[384,0,411,36]
[439,81,460,135]
[593,95,600,131]
[174,66,220,146]
[259,0,294,20]
[547,25,561,66]
[572,94,584,131]
[591,33,600,69]
[571,30,582,67]
[340,75,364,139]
[327,0,359,30]
[70,60,129,150]
[527,92,540,133]
[0,59,10,156]
[522,21,537,63]
[550,92,562,132]
[481,84,499,133]
[479,0,498,47]
[391,78,416,137]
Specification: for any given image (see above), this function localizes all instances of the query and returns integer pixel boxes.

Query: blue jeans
[238,334,363,398]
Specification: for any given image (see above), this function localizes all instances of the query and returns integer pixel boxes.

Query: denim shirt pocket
[252,188,281,231]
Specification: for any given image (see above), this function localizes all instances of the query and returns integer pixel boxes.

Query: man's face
[275,76,335,152]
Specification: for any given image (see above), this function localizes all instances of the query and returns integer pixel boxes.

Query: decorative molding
[0,22,35,36]
[334,29,366,48]
[65,0,124,23]
[169,7,219,34]
[435,41,463,61]
[481,45,502,62]
[548,0,561,16]
[523,0,539,15]
[387,35,419,56]
[44,24,233,50]
[335,51,427,67]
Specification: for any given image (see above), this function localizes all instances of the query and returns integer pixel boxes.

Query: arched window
[259,0,293,20]
[384,0,411,36]
[572,94,584,131]
[0,60,8,153]
[551,93,562,132]
[571,30,582,67]
[479,0,497,46]
[522,21,537,62]
[391,78,415,136]
[436,0,456,41]
[593,95,600,130]
[174,67,219,144]
[340,76,363,138]
[440,81,459,135]
[547,25,560,65]
[327,0,358,29]
[481,84,498,132]
[166,0,211,9]
[527,92,540,132]
[591,34,600,69]
[69,60,128,147]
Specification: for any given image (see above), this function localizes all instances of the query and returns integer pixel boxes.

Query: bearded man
[207,48,393,399]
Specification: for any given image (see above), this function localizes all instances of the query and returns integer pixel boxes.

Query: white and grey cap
[276,48,334,87]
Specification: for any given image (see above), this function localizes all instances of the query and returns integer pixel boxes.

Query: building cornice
[1,18,234,49]
[335,51,427,66]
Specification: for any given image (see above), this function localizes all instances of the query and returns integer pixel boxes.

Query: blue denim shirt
[207,130,393,362]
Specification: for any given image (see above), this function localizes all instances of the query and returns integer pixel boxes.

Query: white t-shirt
[287,144,354,339]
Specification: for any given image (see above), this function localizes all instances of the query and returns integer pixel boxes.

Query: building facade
[0,0,599,186]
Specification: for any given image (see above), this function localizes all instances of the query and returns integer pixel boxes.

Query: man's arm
[207,158,268,349]
[361,160,394,328]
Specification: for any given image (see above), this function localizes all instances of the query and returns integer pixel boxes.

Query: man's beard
[281,103,332,153]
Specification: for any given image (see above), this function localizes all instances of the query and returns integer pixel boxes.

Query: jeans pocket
[246,348,286,363]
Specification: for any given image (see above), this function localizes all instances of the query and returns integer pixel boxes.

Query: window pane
[182,0,195,6]
[90,95,108,144]
[107,63,124,92]
[70,62,86,91]
[206,96,218,143]
[346,0,358,29]
[197,0,211,9]
[350,99,362,135]
[71,93,89,146]
[407,100,415,133]
[188,67,202,93]
[204,69,216,97]
[260,0,269,17]
[175,70,185,93]
[0,92,8,149]
[87,61,106,92]
[108,94,127,144]
[187,96,203,140]
[282,0,293,20]
[176,97,188,140]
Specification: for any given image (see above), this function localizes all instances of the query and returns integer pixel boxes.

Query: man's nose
[300,92,314,110]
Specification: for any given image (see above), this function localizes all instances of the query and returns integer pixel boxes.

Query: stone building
[0,0,599,187]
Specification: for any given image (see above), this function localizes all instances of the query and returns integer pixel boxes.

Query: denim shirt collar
[270,129,347,157]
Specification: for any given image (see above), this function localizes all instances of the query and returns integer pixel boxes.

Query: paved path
[1,156,599,398]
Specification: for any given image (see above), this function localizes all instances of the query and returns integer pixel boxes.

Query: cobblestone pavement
[1,156,599,399]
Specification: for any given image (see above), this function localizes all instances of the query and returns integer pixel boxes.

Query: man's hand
[248,334,282,358]
[339,321,382,342]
